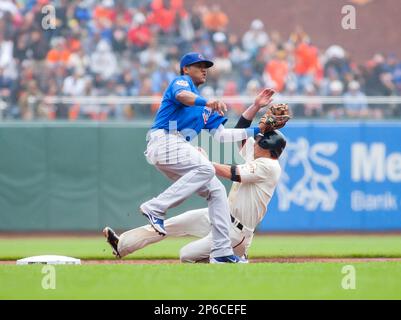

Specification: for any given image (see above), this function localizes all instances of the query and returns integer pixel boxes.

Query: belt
[231,215,243,231]
[150,129,185,140]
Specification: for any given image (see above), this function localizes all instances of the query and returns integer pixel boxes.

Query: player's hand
[259,103,291,133]
[206,100,227,116]
[254,88,275,110]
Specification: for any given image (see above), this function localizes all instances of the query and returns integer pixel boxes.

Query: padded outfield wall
[0,121,400,232]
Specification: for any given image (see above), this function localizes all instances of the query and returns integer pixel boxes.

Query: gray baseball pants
[140,129,233,258]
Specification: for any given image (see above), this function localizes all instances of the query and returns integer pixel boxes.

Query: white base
[16,255,81,265]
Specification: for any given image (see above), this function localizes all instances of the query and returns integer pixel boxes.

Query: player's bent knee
[197,163,215,180]
[209,178,227,195]
[179,248,197,263]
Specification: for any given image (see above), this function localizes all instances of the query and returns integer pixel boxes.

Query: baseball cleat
[141,210,166,236]
[240,254,249,264]
[103,227,121,259]
[209,255,248,264]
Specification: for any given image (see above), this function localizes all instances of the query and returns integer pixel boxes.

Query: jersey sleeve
[204,112,228,130]
[237,160,269,183]
[170,76,193,103]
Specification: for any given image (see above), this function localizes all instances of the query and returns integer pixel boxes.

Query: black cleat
[103,227,121,259]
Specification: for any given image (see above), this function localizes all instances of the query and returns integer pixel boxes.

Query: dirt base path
[2,257,401,265]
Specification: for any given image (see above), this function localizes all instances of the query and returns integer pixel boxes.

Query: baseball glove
[258,103,291,133]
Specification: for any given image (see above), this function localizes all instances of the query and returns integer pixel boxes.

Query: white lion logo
[277,138,339,211]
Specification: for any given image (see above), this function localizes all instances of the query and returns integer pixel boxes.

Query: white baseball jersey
[228,138,282,231]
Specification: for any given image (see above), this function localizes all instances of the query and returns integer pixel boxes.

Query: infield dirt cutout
[2,258,401,265]
[82,257,401,264]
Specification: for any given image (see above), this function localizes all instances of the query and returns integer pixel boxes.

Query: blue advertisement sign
[259,122,401,231]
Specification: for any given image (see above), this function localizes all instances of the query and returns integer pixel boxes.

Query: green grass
[1,262,401,299]
[0,235,400,260]
[1,235,400,299]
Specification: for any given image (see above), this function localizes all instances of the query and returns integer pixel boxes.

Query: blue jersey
[151,75,227,141]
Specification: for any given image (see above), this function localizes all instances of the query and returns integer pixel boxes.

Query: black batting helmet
[256,130,287,159]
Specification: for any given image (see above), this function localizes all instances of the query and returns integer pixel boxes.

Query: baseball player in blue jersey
[105,52,266,263]
[103,89,288,264]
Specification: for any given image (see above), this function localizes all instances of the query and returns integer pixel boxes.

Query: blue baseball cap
[180,52,214,74]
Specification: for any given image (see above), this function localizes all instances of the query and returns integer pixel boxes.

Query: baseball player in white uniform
[103,91,287,262]
[103,53,277,263]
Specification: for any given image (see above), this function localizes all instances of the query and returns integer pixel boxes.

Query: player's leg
[141,134,235,259]
[179,226,250,263]
[179,233,213,263]
[231,228,254,258]
[140,139,216,219]
[164,207,211,238]
[117,208,211,257]
[196,177,234,258]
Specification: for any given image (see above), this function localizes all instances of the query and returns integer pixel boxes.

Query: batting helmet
[256,130,287,159]
[180,52,214,75]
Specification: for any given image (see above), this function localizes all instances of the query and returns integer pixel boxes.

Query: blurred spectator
[324,45,350,81]
[242,19,269,58]
[68,48,91,73]
[127,14,152,50]
[303,84,323,117]
[0,33,14,68]
[202,4,228,33]
[343,80,368,118]
[46,37,71,65]
[264,49,289,92]
[18,80,44,120]
[325,80,345,119]
[294,39,319,93]
[245,79,262,97]
[63,69,88,96]
[29,29,49,61]
[365,54,392,96]
[283,81,303,117]
[90,40,118,79]
[0,0,399,121]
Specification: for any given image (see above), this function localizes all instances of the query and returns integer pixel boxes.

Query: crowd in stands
[0,0,400,120]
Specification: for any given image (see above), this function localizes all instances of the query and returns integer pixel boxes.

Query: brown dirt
[2,257,401,265]
[1,231,400,239]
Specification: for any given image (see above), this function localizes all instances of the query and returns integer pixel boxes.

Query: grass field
[1,235,401,299]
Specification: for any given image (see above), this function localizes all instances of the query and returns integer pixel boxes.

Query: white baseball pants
[118,208,254,262]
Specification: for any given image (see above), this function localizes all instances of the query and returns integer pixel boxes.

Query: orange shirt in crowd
[147,8,175,32]
[68,38,81,52]
[203,11,228,32]
[46,49,71,64]
[265,59,289,92]
[93,5,116,22]
[148,0,178,32]
[294,42,318,75]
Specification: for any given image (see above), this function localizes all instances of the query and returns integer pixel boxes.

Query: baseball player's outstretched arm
[235,88,275,146]
[241,88,275,121]
[176,91,227,115]
[213,162,238,181]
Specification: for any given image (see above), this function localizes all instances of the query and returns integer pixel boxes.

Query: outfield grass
[1,262,401,299]
[0,235,401,260]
